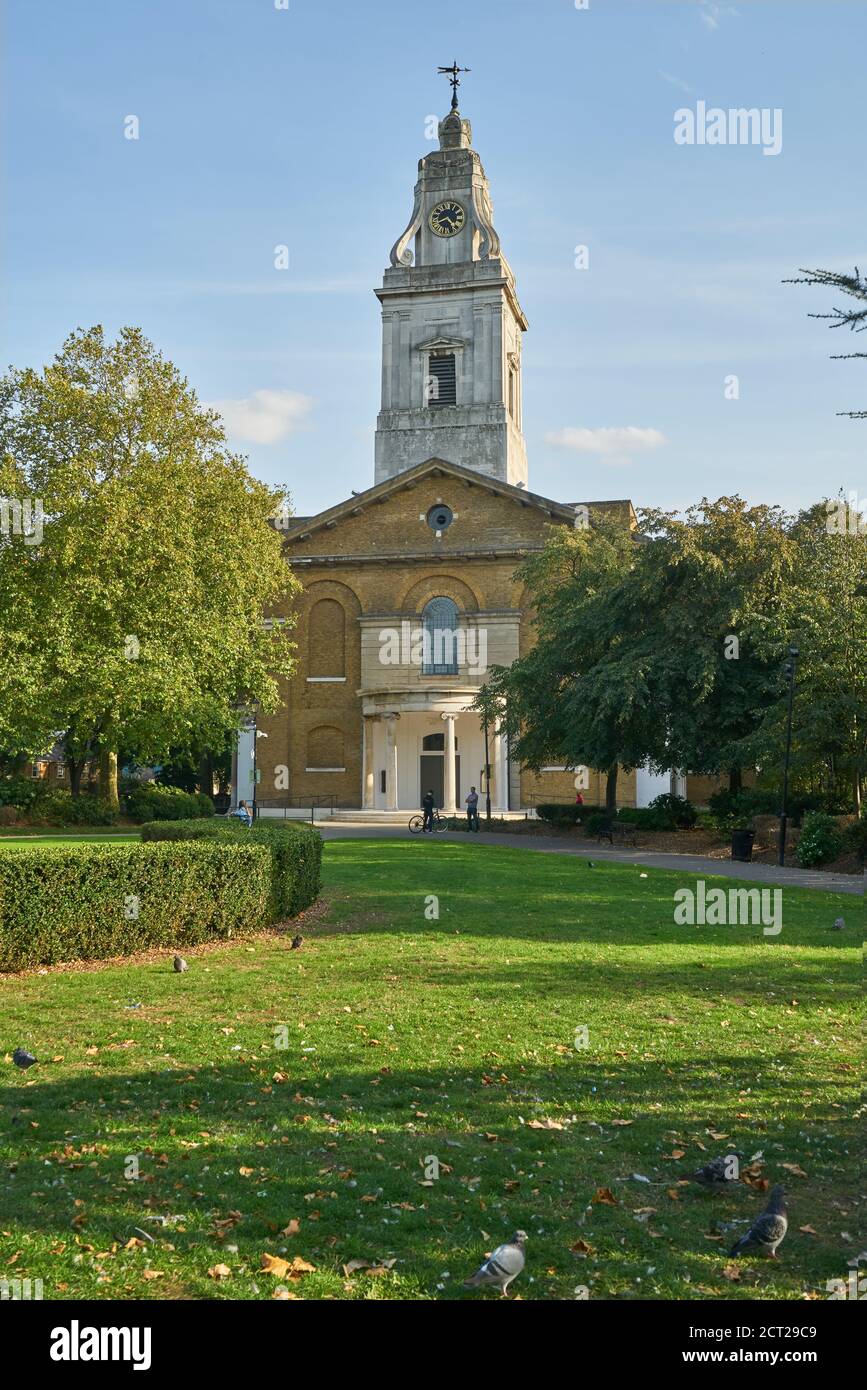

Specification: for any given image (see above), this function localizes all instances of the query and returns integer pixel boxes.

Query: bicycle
[408,808,449,834]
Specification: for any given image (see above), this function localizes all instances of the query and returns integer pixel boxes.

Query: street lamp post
[778,646,799,867]
[482,713,492,826]
[249,700,261,823]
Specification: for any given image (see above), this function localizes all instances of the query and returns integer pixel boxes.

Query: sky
[3,0,866,520]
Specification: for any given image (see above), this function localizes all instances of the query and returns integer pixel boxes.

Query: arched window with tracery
[422,596,459,676]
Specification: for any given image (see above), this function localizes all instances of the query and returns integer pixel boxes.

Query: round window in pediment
[426,503,454,533]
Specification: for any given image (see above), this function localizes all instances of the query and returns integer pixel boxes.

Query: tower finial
[437,61,470,112]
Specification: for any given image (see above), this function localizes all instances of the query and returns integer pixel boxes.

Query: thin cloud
[545,427,668,467]
[659,70,694,95]
[697,2,739,31]
[209,388,314,445]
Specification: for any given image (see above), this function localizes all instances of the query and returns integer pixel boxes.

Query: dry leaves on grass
[261,1253,315,1280]
[207,1264,232,1281]
[592,1187,618,1206]
[570,1238,595,1256]
[782,1163,808,1179]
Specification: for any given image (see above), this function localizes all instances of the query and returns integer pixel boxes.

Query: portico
[361,695,509,813]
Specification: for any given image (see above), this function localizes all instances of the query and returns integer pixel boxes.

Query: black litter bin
[731,829,755,863]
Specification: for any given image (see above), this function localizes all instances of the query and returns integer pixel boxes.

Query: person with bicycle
[422,788,436,832]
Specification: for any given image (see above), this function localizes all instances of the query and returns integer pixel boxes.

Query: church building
[253,80,674,817]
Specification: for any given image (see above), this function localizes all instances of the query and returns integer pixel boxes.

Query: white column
[385,713,400,811]
[442,712,457,813]
[362,716,376,809]
[493,721,507,811]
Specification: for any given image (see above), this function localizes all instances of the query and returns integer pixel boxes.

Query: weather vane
[437,61,470,112]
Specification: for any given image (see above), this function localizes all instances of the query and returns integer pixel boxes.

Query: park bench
[592,818,638,847]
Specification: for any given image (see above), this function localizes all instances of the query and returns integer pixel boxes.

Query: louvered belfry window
[427,353,456,407]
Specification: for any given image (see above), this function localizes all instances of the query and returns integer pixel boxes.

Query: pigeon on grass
[464,1230,526,1296]
[832,917,845,931]
[290,935,303,950]
[12,1048,37,1070]
[728,1185,787,1258]
[692,1153,743,1189]
[173,955,188,973]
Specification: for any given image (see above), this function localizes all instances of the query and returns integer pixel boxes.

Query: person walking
[422,788,436,832]
[466,785,480,832]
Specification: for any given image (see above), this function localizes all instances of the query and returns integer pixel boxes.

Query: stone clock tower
[374,84,529,487]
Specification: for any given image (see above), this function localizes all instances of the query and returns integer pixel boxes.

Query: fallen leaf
[722,1263,742,1281]
[207,1264,232,1280]
[238,1166,255,1177]
[570,1238,595,1256]
[782,1163,808,1179]
[592,1187,618,1206]
[280,1219,301,1237]
[799,1225,819,1236]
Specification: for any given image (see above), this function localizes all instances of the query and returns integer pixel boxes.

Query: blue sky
[4,0,865,519]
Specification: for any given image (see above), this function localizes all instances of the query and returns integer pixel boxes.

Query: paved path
[312,823,864,896]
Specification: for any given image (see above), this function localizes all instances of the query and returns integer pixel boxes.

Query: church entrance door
[419,754,460,811]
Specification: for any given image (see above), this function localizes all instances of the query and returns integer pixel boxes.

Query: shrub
[125,784,214,822]
[31,790,119,826]
[796,812,844,868]
[843,818,867,863]
[584,811,612,836]
[139,816,322,918]
[0,775,46,810]
[535,803,602,828]
[0,841,271,971]
[648,793,697,829]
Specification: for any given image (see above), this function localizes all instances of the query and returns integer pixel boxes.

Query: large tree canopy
[0,325,299,793]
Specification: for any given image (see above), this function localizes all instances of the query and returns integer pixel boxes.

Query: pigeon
[692,1153,742,1189]
[587,861,595,869]
[173,955,188,973]
[832,917,845,931]
[728,1184,787,1258]
[464,1230,527,1296]
[290,935,303,950]
[12,1048,37,1069]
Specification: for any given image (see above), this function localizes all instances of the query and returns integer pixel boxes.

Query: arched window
[307,725,345,770]
[422,597,459,676]
[308,599,345,678]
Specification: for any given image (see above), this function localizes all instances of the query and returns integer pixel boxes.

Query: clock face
[428,200,466,238]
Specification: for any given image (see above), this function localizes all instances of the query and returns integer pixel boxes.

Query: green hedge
[139,816,323,918]
[0,841,271,971]
[30,790,119,827]
[125,784,215,822]
[535,803,602,828]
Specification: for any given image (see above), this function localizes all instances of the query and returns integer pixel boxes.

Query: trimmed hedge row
[125,784,215,822]
[0,841,271,971]
[138,817,323,919]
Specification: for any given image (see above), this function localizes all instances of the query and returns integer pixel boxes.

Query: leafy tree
[486,518,665,811]
[0,326,299,796]
[636,497,797,794]
[784,266,867,418]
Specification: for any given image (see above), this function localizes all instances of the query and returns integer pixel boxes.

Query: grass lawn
[0,839,860,1301]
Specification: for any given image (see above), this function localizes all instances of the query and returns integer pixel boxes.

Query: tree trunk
[99,749,119,810]
[198,751,214,797]
[728,767,742,795]
[67,756,83,797]
[605,764,618,813]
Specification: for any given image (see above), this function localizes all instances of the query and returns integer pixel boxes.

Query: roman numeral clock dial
[428,200,466,237]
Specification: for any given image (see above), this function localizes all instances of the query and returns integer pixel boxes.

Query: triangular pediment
[415,335,466,354]
[278,457,592,543]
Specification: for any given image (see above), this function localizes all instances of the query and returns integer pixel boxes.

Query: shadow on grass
[1,1055,857,1300]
